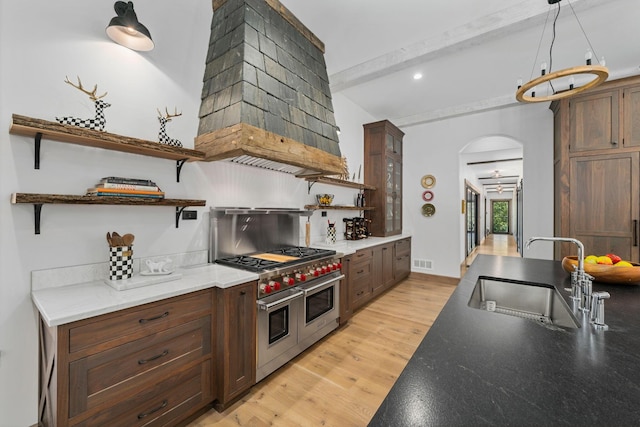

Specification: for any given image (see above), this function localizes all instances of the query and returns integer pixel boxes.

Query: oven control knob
[269,280,280,291]
[264,283,273,293]
[313,268,320,277]
[319,265,326,273]
[296,272,306,281]
[259,282,268,293]
[283,277,295,286]
[336,262,342,270]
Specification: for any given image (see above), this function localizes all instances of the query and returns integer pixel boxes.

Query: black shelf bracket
[34,132,42,169]
[307,180,317,194]
[176,159,187,182]
[34,204,43,234]
[175,206,187,228]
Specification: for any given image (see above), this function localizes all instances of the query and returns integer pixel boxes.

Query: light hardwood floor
[462,233,520,276]
[189,276,456,427]
[190,235,517,427]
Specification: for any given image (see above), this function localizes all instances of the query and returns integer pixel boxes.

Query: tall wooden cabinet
[553,75,640,261]
[364,120,404,236]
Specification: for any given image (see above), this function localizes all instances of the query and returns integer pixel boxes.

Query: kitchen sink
[468,276,580,329]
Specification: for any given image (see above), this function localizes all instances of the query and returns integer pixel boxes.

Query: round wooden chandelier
[515,0,609,103]
[516,65,609,103]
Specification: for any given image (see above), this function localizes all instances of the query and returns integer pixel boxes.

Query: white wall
[0,1,554,425]
[402,104,554,278]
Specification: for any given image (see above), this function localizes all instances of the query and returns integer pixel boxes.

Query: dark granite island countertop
[369,255,640,426]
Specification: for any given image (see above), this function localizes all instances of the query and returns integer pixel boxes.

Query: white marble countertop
[32,264,257,327]
[312,234,412,255]
[33,235,411,328]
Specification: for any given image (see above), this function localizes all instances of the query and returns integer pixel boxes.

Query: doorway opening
[491,200,511,234]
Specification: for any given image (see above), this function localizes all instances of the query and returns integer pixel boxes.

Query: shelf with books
[11,193,206,234]
[87,176,166,198]
[9,114,206,182]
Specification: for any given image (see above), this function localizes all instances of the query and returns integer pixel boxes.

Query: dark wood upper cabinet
[364,120,404,237]
[553,75,640,261]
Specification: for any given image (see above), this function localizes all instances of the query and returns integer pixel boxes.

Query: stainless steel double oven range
[210,208,343,382]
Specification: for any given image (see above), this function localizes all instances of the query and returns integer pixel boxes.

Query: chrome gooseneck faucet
[525,237,595,314]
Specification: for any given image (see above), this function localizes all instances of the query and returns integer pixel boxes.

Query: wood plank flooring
[189,276,456,427]
[462,233,520,276]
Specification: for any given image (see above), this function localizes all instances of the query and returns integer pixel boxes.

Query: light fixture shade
[106,1,154,52]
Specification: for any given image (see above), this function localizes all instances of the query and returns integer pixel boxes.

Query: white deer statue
[157,107,183,147]
[56,76,110,131]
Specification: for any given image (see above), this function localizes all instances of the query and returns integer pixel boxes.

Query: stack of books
[87,177,164,199]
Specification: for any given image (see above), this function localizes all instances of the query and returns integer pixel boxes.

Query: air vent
[413,259,433,271]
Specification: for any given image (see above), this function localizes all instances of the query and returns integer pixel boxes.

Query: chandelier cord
[529,7,552,83]
[547,2,562,94]
[566,0,601,61]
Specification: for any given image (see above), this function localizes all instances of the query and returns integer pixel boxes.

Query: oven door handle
[300,274,345,296]
[257,290,304,312]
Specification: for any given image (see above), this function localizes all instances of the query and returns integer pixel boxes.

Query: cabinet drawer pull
[357,269,364,274]
[357,253,365,258]
[240,290,246,295]
[138,349,169,365]
[137,399,168,419]
[634,220,638,247]
[139,311,169,324]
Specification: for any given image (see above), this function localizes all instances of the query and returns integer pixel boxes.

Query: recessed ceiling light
[413,73,423,80]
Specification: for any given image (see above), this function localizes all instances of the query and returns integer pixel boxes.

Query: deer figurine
[157,107,183,147]
[56,76,111,131]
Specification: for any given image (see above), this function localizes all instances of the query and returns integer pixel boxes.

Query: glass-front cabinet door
[364,120,404,237]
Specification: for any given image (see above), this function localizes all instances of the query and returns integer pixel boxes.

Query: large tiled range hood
[195,0,343,176]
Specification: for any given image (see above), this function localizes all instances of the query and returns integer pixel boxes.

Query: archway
[459,135,524,263]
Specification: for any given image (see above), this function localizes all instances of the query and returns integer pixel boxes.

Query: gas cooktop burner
[270,246,333,258]
[215,246,336,273]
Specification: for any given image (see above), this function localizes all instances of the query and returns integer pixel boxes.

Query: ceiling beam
[467,158,523,166]
[329,0,596,93]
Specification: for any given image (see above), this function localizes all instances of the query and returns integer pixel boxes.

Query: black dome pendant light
[106,1,154,52]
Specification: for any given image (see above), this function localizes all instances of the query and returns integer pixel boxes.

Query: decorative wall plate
[422,203,436,217]
[422,190,434,202]
[421,174,436,189]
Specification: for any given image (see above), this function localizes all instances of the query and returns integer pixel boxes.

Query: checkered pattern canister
[109,246,133,280]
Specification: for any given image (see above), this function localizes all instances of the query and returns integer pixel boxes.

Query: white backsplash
[31,250,209,291]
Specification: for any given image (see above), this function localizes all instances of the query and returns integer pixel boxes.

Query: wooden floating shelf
[11,193,205,206]
[11,193,206,234]
[305,176,376,192]
[10,114,205,161]
[304,205,375,211]
[10,114,206,181]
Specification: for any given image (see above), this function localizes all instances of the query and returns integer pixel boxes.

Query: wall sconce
[106,1,154,52]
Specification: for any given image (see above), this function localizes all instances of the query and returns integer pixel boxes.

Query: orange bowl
[562,256,640,284]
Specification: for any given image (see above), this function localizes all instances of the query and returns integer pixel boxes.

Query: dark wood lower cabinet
[339,255,354,325]
[215,281,257,410]
[394,238,411,281]
[40,289,215,427]
[343,238,411,317]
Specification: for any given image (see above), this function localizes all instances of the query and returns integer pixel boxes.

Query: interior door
[570,153,639,261]
[465,185,479,256]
